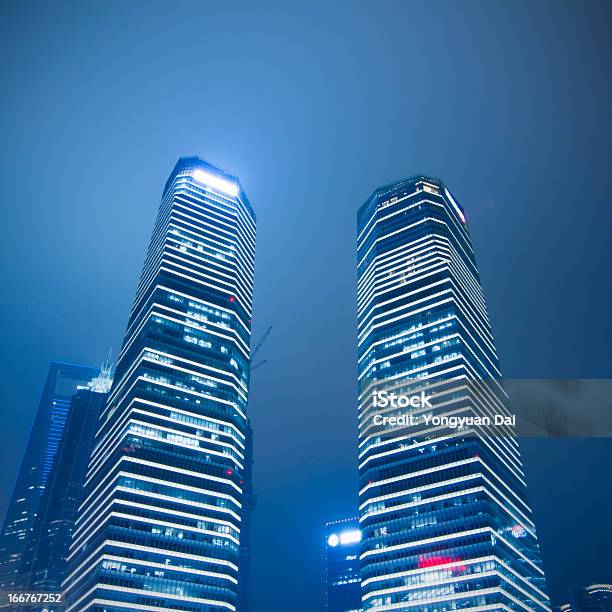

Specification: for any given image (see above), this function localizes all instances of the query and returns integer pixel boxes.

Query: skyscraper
[325,517,362,612]
[0,362,98,592]
[20,364,112,596]
[557,584,612,612]
[357,176,550,609]
[64,157,256,611]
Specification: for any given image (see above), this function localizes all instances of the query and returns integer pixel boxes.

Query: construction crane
[249,325,272,373]
[250,359,268,372]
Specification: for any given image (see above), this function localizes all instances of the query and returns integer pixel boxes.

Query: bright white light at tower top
[192,169,239,197]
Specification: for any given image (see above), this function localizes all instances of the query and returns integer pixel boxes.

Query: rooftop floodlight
[339,529,361,545]
[192,168,239,197]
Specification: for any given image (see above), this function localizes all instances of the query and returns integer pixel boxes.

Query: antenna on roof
[101,348,113,376]
[88,349,114,393]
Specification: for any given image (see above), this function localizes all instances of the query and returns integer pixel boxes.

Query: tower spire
[86,349,113,393]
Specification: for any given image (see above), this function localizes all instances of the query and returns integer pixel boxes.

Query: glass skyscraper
[64,157,256,612]
[325,517,363,612]
[0,362,98,593]
[20,365,112,597]
[357,176,550,609]
[558,584,612,612]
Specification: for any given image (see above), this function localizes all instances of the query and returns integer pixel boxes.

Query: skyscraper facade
[357,176,550,609]
[64,157,256,612]
[325,517,362,612]
[558,584,612,612]
[20,365,112,596]
[0,362,98,592]
[237,421,255,612]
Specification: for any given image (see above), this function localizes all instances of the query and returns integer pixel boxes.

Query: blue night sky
[1,1,611,609]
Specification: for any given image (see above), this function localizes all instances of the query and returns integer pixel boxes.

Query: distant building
[556,584,612,611]
[325,517,362,612]
[0,362,98,592]
[20,364,112,596]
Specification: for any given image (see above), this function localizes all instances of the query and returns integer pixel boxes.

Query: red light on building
[418,555,466,573]
[419,555,454,568]
[229,296,236,303]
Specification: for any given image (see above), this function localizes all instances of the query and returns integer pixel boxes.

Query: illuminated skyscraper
[20,364,112,595]
[357,176,550,609]
[0,362,98,592]
[558,584,612,612]
[64,157,256,611]
[325,518,362,612]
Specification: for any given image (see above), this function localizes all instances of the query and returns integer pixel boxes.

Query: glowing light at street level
[339,529,361,545]
[327,530,360,547]
[192,169,239,197]
[327,534,339,547]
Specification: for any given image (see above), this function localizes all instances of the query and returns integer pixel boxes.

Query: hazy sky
[1,1,611,609]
